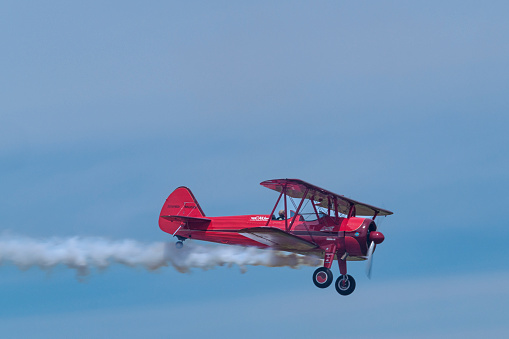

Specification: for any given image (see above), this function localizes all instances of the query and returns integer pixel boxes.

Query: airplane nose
[369,231,385,244]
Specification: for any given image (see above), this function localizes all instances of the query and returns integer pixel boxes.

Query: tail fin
[159,186,206,235]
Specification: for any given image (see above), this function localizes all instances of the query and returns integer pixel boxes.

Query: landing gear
[312,248,357,295]
[175,236,186,249]
[335,274,356,296]
[312,267,333,288]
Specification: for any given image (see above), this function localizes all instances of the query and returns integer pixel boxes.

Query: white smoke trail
[0,234,321,277]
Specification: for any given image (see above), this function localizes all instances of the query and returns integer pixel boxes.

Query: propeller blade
[365,241,376,279]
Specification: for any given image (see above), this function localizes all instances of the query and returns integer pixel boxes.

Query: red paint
[369,231,385,244]
[159,179,393,295]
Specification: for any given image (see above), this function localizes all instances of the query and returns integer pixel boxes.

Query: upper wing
[260,178,393,217]
[238,227,318,251]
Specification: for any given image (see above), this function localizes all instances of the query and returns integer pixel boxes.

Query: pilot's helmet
[278,209,285,217]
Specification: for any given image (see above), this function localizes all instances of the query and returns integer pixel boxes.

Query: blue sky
[1,1,508,338]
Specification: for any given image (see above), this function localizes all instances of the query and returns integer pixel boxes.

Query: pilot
[276,209,286,220]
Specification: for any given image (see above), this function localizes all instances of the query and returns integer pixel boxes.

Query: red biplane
[159,179,393,295]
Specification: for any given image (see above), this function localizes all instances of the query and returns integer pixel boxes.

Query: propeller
[365,231,384,279]
[365,241,376,279]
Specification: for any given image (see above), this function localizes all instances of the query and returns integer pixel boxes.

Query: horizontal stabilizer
[161,215,211,229]
[238,227,317,251]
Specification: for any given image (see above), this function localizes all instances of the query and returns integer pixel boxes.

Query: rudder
[159,186,205,235]
[160,186,205,218]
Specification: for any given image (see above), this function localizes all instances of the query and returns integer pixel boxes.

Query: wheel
[335,274,356,296]
[312,267,333,288]
[175,241,184,249]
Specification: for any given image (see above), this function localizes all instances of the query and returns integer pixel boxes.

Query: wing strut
[284,184,288,231]
[311,198,320,219]
[372,211,379,221]
[288,187,309,231]
[300,197,319,245]
[348,204,356,218]
[265,190,284,227]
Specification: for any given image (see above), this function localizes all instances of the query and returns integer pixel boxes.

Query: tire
[335,274,356,295]
[312,267,333,288]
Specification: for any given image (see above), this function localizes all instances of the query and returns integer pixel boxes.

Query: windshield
[295,211,327,221]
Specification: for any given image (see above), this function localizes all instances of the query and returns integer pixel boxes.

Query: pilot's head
[278,209,285,218]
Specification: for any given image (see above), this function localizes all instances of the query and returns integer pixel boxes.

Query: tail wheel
[335,274,356,296]
[312,267,333,288]
[175,241,184,249]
